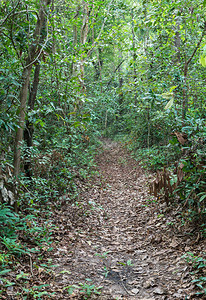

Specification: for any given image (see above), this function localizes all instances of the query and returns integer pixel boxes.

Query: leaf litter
[49,140,206,299]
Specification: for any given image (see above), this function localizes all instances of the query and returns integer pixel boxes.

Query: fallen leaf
[131,288,139,294]
[170,237,179,248]
[153,287,166,295]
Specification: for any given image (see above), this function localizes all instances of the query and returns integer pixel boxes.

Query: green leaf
[199,194,206,202]
[196,283,204,289]
[16,272,29,280]
[161,92,174,100]
[0,269,11,276]
[164,98,174,110]
[199,277,206,281]
[35,119,45,127]
[117,261,126,266]
[199,55,206,67]
[127,259,133,266]
[169,86,178,92]
[59,270,71,275]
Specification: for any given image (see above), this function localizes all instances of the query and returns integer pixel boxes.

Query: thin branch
[0,0,21,26]
[87,0,113,57]
[1,8,40,29]
[71,4,81,22]
[186,22,206,67]
[11,10,40,20]
[9,18,24,67]
[24,17,49,69]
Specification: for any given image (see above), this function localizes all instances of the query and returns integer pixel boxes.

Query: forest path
[52,140,198,299]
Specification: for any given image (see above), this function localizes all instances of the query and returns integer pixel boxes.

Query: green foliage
[173,118,206,222]
[0,206,20,237]
[0,203,52,266]
[183,252,206,296]
[95,251,108,259]
[131,144,181,171]
[0,202,55,298]
[0,237,27,256]
[21,284,54,299]
[64,279,103,299]
[0,204,29,267]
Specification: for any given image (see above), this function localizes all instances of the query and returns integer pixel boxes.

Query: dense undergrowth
[124,123,205,231]
[113,116,206,297]
[106,110,205,225]
[0,126,100,299]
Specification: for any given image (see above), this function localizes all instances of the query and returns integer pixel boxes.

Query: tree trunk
[182,63,188,121]
[13,0,51,209]
[23,63,41,179]
[131,9,137,83]
[131,8,138,113]
[14,65,32,179]
[80,1,89,92]
[118,51,123,118]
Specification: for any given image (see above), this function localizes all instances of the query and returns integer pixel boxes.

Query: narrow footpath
[52,140,204,299]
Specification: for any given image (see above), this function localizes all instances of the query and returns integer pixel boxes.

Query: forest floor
[49,140,205,299]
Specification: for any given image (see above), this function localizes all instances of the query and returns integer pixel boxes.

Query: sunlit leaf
[164,98,174,110]
[199,55,206,67]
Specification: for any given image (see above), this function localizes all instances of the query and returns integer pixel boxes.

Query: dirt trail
[52,141,202,299]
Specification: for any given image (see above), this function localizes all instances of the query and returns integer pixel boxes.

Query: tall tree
[13,0,51,206]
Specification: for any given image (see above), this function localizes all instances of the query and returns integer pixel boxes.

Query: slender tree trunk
[105,110,108,135]
[23,63,41,178]
[131,9,137,84]
[93,48,103,83]
[118,51,123,118]
[174,14,181,63]
[131,8,138,119]
[80,0,89,92]
[14,65,32,179]
[72,4,80,75]
[13,0,51,209]
[147,106,150,150]
[182,64,188,121]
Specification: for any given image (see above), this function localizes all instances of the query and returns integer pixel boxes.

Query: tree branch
[186,22,206,67]
[0,0,21,26]
[24,17,50,69]
[87,0,113,57]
